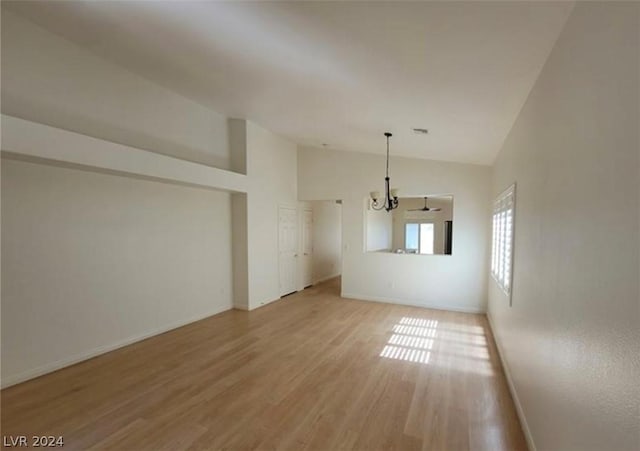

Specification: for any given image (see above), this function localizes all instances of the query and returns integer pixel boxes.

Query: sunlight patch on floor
[380,317,437,364]
[379,316,494,375]
[380,345,431,363]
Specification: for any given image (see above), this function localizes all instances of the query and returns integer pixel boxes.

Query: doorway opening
[299,200,343,294]
[280,200,343,298]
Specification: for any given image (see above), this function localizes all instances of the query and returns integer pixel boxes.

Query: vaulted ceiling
[4,1,573,165]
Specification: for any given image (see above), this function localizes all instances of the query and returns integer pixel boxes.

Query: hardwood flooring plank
[1,277,526,450]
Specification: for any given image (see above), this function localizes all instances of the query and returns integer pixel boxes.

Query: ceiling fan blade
[407,197,442,212]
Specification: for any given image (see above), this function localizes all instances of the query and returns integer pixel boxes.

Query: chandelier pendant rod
[370,132,399,212]
[384,132,392,211]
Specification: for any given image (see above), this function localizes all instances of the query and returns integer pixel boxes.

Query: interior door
[302,209,313,287]
[278,206,298,296]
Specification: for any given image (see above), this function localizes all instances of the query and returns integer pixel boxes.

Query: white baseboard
[313,273,341,285]
[341,292,485,314]
[486,313,535,451]
[248,295,284,311]
[1,306,232,389]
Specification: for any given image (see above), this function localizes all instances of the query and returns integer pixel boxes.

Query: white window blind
[491,184,516,297]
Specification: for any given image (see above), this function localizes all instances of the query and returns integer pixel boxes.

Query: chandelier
[370,132,399,212]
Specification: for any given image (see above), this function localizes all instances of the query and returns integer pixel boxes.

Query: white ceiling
[4,1,573,165]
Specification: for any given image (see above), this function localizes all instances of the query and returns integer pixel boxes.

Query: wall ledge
[1,115,247,193]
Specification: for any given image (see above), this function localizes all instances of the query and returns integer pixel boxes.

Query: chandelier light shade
[370,132,399,212]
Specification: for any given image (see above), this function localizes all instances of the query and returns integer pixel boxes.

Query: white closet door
[278,206,298,296]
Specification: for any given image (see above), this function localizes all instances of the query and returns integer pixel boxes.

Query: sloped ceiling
[4,1,574,165]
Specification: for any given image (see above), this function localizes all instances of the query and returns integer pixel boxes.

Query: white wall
[365,203,393,252]
[246,122,298,309]
[1,10,230,169]
[0,10,238,386]
[488,3,639,450]
[231,193,249,310]
[1,159,233,386]
[298,148,491,313]
[310,201,342,283]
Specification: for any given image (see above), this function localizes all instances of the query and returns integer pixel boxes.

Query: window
[405,223,435,255]
[491,184,515,297]
[405,223,419,251]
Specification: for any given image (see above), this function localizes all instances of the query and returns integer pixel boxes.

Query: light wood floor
[1,278,526,450]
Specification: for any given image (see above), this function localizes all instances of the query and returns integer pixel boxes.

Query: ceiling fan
[408,197,441,212]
